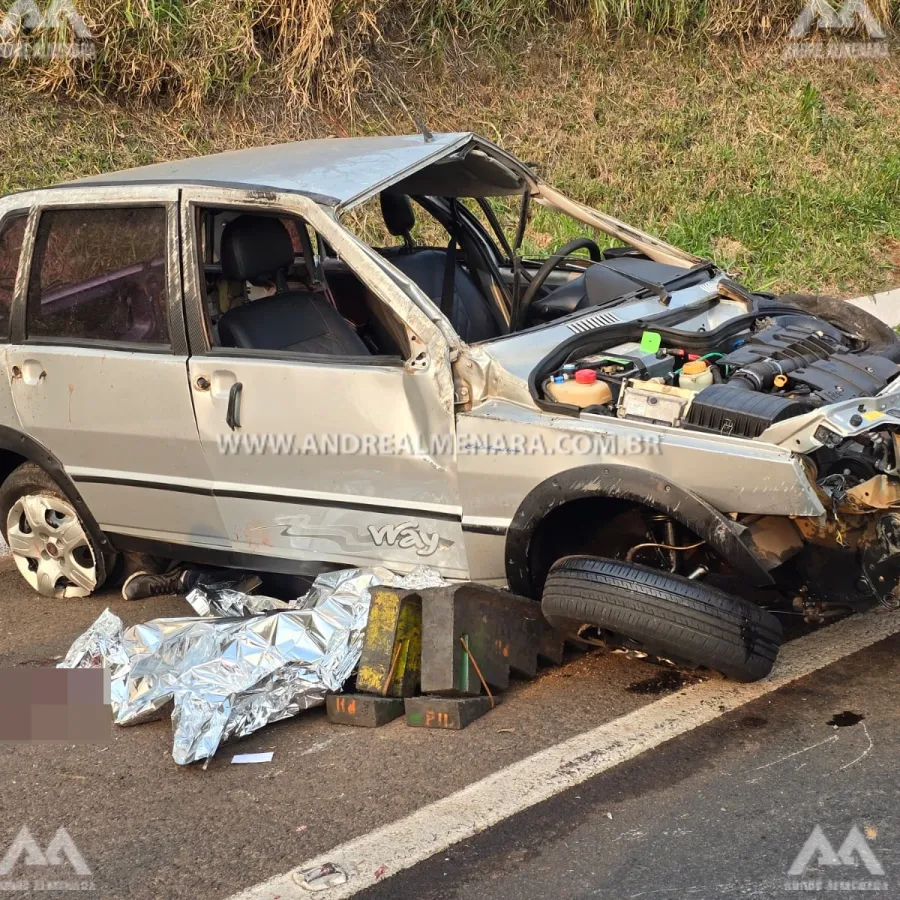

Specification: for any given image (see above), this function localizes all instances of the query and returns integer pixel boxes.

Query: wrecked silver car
[1,131,898,681]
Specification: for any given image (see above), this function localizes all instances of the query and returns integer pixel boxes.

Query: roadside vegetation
[1,1,899,295]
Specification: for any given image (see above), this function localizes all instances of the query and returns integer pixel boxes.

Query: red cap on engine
[575,369,598,385]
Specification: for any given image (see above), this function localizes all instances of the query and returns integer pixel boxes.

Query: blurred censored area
[0,668,109,743]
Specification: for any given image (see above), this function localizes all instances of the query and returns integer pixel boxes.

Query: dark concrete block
[326,693,405,728]
[404,695,495,730]
[419,583,565,696]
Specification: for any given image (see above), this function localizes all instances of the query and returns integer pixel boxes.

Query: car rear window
[27,207,170,346]
[0,213,27,341]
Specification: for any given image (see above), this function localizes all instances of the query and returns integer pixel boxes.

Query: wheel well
[527,497,708,597]
[0,449,27,493]
[505,464,775,598]
[0,436,113,580]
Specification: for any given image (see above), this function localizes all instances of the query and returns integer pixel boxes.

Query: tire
[776,293,900,358]
[0,462,111,599]
[541,556,783,682]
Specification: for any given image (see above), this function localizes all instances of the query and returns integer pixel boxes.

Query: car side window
[196,206,409,360]
[26,206,170,346]
[0,213,27,341]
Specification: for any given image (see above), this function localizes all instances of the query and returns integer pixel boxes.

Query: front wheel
[0,463,110,598]
[541,556,783,682]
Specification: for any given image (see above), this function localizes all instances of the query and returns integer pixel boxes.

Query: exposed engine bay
[526,291,900,615]
[541,308,900,442]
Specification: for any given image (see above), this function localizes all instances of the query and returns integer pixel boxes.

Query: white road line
[228,608,900,900]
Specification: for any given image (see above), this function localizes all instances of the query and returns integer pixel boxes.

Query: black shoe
[121,567,196,601]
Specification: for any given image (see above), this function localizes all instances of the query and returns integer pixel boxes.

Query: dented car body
[0,132,898,677]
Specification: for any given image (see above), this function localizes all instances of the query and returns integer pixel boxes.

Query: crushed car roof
[63,132,474,209]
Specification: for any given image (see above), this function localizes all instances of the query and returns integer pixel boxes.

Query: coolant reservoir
[680,359,714,392]
[547,369,614,408]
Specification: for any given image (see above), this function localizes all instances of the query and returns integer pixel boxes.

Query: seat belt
[440,200,459,321]
[440,234,457,320]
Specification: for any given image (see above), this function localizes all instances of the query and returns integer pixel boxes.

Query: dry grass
[1,12,899,297]
[3,35,899,296]
[1,1,898,108]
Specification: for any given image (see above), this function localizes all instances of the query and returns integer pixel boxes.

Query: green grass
[473,47,900,295]
[1,37,899,297]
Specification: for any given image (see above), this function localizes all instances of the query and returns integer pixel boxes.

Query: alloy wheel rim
[7,494,97,598]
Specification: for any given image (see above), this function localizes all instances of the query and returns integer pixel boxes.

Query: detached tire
[542,556,782,682]
[777,293,900,358]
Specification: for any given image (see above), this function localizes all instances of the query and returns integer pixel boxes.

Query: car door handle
[226,382,243,431]
[17,360,46,386]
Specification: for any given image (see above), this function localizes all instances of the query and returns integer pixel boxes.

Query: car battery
[578,342,675,381]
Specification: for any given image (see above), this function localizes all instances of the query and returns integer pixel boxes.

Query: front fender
[505,463,775,597]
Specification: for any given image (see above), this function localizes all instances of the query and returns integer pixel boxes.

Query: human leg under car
[118,554,246,601]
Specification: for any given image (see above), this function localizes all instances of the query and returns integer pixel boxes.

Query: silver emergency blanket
[59,566,445,764]
[185,575,289,617]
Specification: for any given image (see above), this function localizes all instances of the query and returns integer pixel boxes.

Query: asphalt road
[0,551,897,900]
[364,636,900,900]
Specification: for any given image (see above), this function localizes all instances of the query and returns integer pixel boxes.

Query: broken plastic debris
[231,751,274,764]
[293,862,348,892]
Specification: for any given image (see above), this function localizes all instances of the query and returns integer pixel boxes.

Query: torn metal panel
[843,474,900,512]
[455,344,535,411]
[532,183,702,269]
[759,398,900,453]
[745,516,805,568]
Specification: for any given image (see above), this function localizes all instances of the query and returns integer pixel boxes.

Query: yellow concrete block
[356,588,422,698]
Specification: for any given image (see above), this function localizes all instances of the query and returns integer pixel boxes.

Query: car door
[181,187,468,579]
[7,187,228,551]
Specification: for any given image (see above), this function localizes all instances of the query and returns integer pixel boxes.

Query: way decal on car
[367,522,453,558]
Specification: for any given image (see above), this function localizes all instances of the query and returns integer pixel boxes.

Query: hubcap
[7,494,97,598]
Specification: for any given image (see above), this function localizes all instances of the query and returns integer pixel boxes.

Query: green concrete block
[404,695,494,730]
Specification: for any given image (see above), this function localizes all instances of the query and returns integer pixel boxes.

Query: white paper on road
[231,752,274,764]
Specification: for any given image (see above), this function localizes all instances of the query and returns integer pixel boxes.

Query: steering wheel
[519,238,603,318]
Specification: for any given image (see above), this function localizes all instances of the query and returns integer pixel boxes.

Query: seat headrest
[221,215,294,281]
[380,193,415,237]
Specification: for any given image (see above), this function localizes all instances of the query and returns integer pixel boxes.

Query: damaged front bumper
[861,510,900,610]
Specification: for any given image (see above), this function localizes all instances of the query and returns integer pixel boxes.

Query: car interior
[198,207,414,359]
[196,154,710,361]
[196,195,517,360]
[372,193,508,344]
